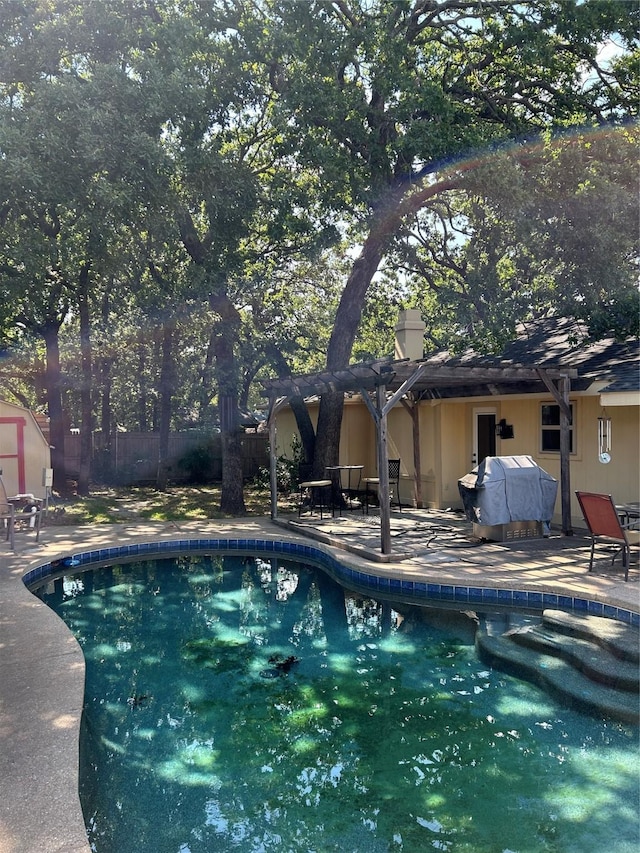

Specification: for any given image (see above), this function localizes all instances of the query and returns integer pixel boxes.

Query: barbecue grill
[458,455,557,541]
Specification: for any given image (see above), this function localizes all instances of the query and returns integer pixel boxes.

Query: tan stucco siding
[491,394,638,521]
[272,389,638,528]
[438,402,468,508]
[568,395,639,504]
[386,405,411,471]
[270,406,315,459]
[0,399,51,498]
[411,393,638,526]
[341,400,376,474]
[418,403,439,507]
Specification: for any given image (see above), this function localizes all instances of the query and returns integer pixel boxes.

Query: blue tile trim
[21,537,638,627]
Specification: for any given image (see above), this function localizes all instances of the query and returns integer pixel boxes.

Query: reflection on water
[35,554,639,853]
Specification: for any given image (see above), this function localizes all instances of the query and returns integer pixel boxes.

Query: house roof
[260,317,638,402]
[599,363,640,393]
[419,317,639,398]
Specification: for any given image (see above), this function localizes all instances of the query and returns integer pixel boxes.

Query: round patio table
[325,465,364,510]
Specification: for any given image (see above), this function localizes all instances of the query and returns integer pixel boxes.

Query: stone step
[476,627,640,725]
[542,609,639,664]
[504,623,639,693]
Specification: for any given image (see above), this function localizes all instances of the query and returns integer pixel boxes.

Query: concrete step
[476,621,640,725]
[504,623,639,692]
[542,609,639,663]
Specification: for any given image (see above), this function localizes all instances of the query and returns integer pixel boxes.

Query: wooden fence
[65,431,269,485]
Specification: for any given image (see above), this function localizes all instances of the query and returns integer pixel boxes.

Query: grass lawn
[49,484,297,525]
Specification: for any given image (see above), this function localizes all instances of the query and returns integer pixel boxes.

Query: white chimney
[394,309,425,361]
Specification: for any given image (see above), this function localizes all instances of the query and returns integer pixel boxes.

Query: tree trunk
[177,208,246,514]
[99,291,113,440]
[313,176,460,474]
[42,323,68,495]
[138,328,149,432]
[314,229,388,473]
[156,320,175,491]
[151,328,161,432]
[219,391,246,514]
[265,343,316,463]
[212,295,246,515]
[77,263,93,496]
[198,327,217,425]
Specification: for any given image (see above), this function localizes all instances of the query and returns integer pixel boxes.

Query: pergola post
[401,395,422,508]
[266,396,289,521]
[359,382,392,554]
[376,384,392,555]
[559,375,573,535]
[537,369,573,535]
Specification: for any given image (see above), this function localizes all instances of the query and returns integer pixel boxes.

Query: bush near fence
[65,431,268,486]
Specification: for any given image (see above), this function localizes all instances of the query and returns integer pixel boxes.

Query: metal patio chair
[1,475,43,550]
[362,459,403,514]
[297,463,333,519]
[575,491,632,582]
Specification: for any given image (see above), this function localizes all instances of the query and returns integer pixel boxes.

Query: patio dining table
[325,465,364,509]
[616,502,640,529]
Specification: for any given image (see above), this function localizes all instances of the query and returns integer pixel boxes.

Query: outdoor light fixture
[598,414,612,463]
[496,418,514,439]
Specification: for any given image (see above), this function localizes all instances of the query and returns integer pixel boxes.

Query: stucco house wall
[432,391,638,526]
[269,314,638,531]
[0,399,51,498]
[273,382,638,530]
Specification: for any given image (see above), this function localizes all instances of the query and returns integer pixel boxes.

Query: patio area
[278,505,639,610]
[0,511,638,853]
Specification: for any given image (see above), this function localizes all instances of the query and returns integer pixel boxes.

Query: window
[541,403,574,452]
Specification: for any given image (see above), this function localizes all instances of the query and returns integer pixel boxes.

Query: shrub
[254,435,303,495]
[178,440,218,484]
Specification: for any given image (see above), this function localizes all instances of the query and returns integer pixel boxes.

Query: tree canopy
[0,0,637,500]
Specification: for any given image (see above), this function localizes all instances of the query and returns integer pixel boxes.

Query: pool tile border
[23,537,639,627]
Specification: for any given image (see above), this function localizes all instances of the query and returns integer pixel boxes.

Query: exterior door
[0,416,27,493]
[472,409,496,468]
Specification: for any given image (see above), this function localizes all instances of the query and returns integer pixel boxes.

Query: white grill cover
[458,455,557,526]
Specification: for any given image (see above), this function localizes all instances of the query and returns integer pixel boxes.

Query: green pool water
[35,553,639,853]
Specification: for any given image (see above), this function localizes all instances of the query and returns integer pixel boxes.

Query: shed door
[473,409,496,467]
[0,417,27,493]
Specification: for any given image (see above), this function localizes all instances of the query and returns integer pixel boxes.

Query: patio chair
[575,491,632,581]
[1,503,16,551]
[388,459,402,510]
[1,475,15,548]
[0,475,43,550]
[362,459,403,514]
[297,463,333,519]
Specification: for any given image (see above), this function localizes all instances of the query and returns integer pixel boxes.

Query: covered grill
[458,455,557,541]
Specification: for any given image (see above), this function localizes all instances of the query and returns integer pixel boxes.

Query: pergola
[261,357,578,555]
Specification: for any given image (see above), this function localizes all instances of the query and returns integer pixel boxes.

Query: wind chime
[598,412,612,464]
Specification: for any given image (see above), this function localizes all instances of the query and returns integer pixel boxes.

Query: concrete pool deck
[1,511,638,853]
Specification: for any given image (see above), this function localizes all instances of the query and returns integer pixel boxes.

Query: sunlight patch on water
[157,755,221,787]
[325,651,355,672]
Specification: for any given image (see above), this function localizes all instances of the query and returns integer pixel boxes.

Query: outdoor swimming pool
[33,551,639,853]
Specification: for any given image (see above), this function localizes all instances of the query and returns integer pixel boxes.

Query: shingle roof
[423,317,639,394]
[261,317,638,401]
[599,362,640,393]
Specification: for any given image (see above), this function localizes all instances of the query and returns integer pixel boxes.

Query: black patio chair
[362,459,403,513]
